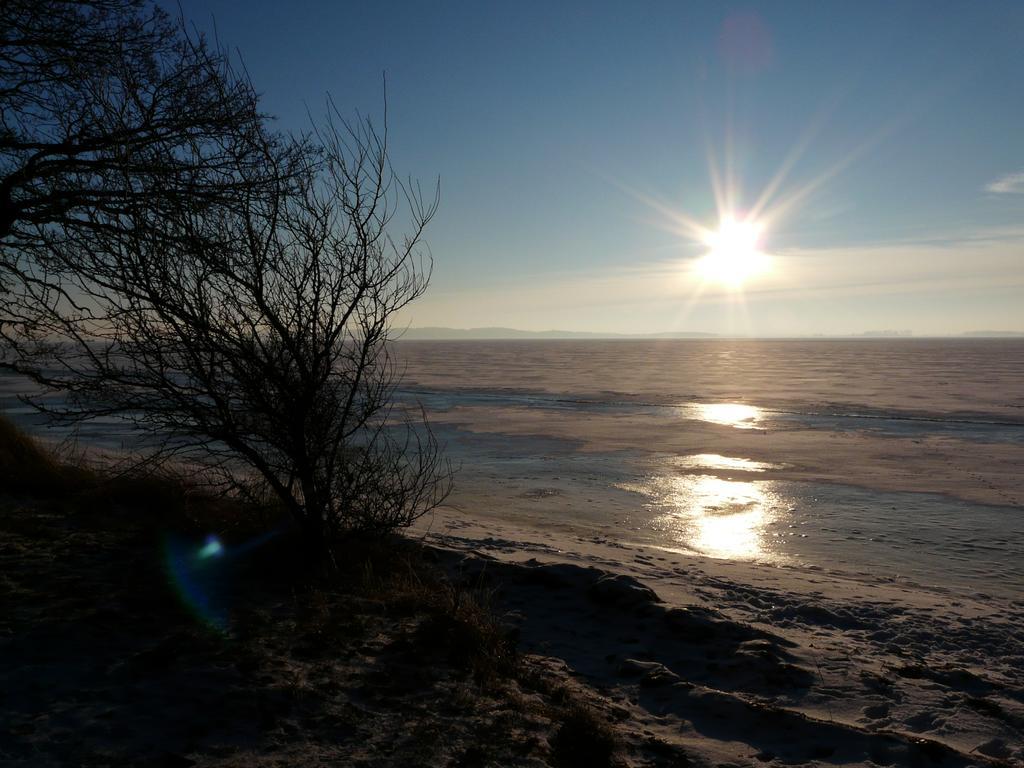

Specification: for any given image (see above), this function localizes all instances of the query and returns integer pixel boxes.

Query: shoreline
[416,505,1024,764]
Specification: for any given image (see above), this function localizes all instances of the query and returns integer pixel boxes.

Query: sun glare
[696,216,770,287]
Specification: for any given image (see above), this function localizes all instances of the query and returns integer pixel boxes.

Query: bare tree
[0,0,290,263]
[0,0,451,555]
[2,102,451,556]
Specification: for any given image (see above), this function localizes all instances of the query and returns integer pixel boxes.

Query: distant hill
[962,330,1024,338]
[856,330,913,338]
[397,326,720,340]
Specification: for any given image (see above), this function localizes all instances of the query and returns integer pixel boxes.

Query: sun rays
[600,108,854,334]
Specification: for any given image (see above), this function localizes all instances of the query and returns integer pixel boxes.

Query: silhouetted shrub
[550,701,620,768]
[0,415,90,494]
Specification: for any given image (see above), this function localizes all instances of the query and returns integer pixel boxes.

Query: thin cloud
[986,170,1024,194]
[400,225,1024,333]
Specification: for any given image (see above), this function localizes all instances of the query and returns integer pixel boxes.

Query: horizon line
[397,326,1024,341]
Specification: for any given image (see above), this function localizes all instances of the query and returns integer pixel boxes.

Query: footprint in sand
[861,702,889,720]
[903,710,943,732]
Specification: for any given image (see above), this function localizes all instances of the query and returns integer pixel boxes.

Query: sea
[3,339,1023,599]
[392,339,1024,599]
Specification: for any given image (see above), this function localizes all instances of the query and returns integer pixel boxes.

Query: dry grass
[354,539,518,685]
[0,415,293,546]
[548,699,621,768]
[0,414,92,493]
[512,670,623,768]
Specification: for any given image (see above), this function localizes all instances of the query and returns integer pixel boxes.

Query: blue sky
[172,1,1024,335]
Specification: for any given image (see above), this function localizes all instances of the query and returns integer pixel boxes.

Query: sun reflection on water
[681,402,764,429]
[619,473,786,561]
[674,453,780,472]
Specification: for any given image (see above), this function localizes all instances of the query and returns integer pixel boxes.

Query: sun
[696,216,770,287]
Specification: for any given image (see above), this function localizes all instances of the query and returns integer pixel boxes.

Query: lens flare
[163,529,279,633]
[197,534,224,560]
[164,533,231,632]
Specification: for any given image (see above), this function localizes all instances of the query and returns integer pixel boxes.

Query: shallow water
[401,386,1024,444]
[622,461,1024,597]
[414,412,1024,598]
[394,339,1024,599]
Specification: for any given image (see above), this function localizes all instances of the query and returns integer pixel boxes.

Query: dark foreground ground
[0,420,682,767]
[2,419,1018,767]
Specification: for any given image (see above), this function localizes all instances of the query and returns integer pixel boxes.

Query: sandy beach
[416,508,1023,765]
